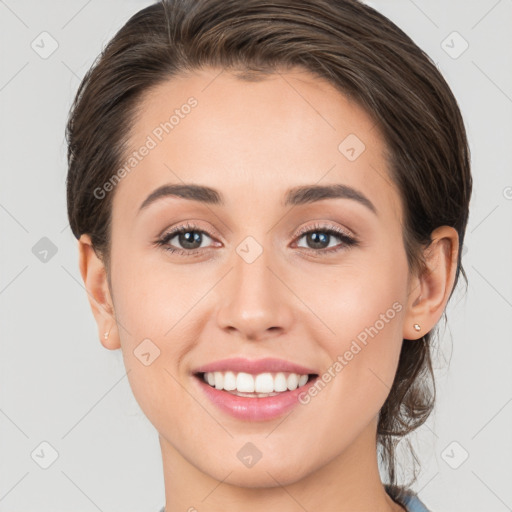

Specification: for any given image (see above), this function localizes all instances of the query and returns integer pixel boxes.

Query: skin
[78,67,459,512]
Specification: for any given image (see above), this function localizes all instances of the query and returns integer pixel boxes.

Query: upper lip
[192,357,318,376]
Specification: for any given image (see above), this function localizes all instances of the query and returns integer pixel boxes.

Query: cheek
[111,266,195,433]
[288,263,407,448]
[110,242,198,338]
[301,251,408,386]
[108,246,197,405]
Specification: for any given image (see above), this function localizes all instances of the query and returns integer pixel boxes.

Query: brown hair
[65,0,472,496]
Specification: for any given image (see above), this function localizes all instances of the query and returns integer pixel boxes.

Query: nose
[215,243,295,341]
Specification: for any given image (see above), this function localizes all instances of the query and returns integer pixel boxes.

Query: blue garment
[385,484,431,512]
[158,486,430,512]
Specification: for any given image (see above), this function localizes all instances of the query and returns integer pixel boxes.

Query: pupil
[308,232,329,249]
[180,231,202,249]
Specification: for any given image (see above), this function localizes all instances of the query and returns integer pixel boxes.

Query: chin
[205,456,312,489]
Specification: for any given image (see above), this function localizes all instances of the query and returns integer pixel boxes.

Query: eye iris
[179,230,202,249]
[307,231,329,249]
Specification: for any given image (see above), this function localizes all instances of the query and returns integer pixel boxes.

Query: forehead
[113,67,400,223]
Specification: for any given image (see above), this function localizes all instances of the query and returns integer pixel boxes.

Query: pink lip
[192,357,318,375]
[193,373,319,421]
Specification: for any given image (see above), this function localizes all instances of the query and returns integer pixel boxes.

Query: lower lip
[194,374,319,421]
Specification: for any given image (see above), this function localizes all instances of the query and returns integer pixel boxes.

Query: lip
[191,357,318,375]
[193,373,319,421]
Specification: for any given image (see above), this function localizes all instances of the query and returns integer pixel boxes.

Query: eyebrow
[138,183,377,215]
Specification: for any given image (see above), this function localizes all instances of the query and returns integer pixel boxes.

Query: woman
[65,0,472,510]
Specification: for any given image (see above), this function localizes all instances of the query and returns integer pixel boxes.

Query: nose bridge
[215,234,293,339]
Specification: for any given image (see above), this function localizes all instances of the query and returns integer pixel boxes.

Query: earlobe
[78,234,120,350]
[403,226,459,340]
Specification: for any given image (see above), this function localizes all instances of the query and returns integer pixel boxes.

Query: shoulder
[385,484,432,512]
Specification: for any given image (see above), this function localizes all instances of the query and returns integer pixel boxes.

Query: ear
[78,234,120,350]
[402,226,459,340]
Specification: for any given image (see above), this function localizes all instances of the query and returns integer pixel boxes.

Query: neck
[158,417,406,512]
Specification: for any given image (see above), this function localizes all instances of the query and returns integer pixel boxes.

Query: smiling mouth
[194,371,319,398]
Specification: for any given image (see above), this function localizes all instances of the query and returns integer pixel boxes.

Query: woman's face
[108,67,414,486]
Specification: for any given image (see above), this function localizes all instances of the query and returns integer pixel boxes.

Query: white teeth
[223,371,237,391]
[214,372,223,390]
[236,372,254,392]
[298,374,308,387]
[287,373,299,390]
[255,373,274,393]
[201,371,313,394]
[274,372,288,392]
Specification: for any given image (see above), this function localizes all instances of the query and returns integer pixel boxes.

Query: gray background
[1,0,511,510]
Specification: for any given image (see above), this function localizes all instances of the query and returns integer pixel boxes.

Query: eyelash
[154,222,359,257]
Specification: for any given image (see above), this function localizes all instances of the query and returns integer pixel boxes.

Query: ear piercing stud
[413,323,421,332]
[104,326,112,340]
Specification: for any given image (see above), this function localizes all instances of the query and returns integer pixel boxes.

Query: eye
[154,222,216,256]
[294,223,358,254]
[154,221,359,257]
